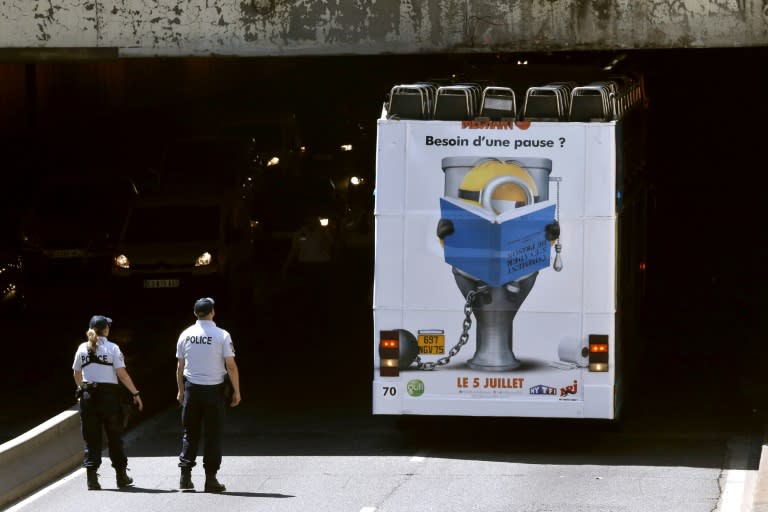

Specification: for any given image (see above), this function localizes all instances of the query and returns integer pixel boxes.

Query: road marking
[719,469,750,512]
[5,468,84,511]
[753,432,768,508]
[718,437,758,512]
[359,507,377,512]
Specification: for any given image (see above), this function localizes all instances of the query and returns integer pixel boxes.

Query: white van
[110,189,254,307]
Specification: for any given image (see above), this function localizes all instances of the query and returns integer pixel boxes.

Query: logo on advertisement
[529,384,558,395]
[560,380,578,397]
[407,379,425,397]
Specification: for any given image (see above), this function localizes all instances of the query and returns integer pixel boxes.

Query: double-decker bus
[372,76,648,419]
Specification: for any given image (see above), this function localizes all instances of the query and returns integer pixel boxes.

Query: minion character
[437,160,560,265]
[458,160,538,213]
[434,158,562,370]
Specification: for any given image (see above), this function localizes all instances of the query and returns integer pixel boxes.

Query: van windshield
[125,205,220,243]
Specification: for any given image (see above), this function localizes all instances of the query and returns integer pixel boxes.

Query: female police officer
[72,315,143,490]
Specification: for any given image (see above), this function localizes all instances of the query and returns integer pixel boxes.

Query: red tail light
[379,330,400,377]
[588,334,609,372]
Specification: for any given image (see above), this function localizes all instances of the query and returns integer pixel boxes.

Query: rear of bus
[372,77,647,420]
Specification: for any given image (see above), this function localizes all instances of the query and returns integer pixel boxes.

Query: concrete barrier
[753,424,768,512]
[0,405,82,510]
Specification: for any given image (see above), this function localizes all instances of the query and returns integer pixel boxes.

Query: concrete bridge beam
[0,1,767,58]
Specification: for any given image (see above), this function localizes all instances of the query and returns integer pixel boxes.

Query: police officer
[176,297,241,492]
[72,315,143,490]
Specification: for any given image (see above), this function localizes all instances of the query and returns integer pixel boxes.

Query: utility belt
[184,378,232,401]
[185,381,225,388]
[76,382,121,399]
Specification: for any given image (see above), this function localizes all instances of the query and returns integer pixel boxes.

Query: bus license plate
[143,279,180,289]
[418,330,445,355]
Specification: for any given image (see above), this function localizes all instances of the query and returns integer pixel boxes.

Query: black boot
[86,469,101,491]
[179,468,194,491]
[116,467,134,488]
[204,473,226,493]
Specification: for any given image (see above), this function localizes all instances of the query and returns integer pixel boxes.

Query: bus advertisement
[372,79,646,420]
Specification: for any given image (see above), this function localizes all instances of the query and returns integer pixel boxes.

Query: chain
[552,177,564,271]
[415,285,488,370]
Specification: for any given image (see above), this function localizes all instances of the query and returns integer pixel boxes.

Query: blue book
[439,197,557,286]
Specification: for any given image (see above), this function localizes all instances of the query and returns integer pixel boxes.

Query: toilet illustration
[437,157,562,371]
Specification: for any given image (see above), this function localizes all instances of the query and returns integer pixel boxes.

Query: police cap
[89,315,112,330]
[194,297,215,317]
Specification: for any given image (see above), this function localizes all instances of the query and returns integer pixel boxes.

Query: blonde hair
[86,328,100,354]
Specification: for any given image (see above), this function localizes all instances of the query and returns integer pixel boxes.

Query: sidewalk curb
[751,423,768,511]
[0,406,81,511]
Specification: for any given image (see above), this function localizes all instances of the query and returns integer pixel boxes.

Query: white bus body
[372,85,645,419]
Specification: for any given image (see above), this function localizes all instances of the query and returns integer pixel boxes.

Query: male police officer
[175,297,241,492]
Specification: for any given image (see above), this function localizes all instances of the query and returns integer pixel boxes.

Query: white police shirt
[176,320,235,385]
[72,337,125,384]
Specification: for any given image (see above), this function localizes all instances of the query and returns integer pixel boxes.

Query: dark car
[21,174,138,284]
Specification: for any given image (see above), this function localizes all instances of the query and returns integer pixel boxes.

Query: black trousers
[79,385,127,470]
[179,380,225,474]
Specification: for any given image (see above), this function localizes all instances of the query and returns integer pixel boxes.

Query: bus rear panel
[372,78,646,420]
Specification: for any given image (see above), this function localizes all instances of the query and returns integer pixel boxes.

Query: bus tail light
[379,330,400,377]
[588,334,609,372]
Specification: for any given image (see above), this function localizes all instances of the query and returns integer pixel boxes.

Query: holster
[75,382,99,400]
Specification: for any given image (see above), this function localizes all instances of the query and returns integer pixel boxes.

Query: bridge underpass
[1,0,767,56]
[0,5,766,506]
[0,48,766,412]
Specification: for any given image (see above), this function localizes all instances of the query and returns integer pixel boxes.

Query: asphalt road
[4,378,764,512]
[1,245,766,511]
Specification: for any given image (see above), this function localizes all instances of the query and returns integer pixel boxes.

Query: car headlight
[113,254,130,269]
[195,252,212,267]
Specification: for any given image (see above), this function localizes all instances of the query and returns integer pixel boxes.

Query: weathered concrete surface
[0,1,767,57]
[0,406,81,510]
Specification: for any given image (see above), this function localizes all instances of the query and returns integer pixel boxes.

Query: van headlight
[195,252,212,267]
[113,254,130,269]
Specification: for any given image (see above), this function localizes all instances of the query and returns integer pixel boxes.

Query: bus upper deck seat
[387,84,436,120]
[433,84,481,120]
[479,87,517,120]
[521,84,571,121]
[569,84,615,122]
